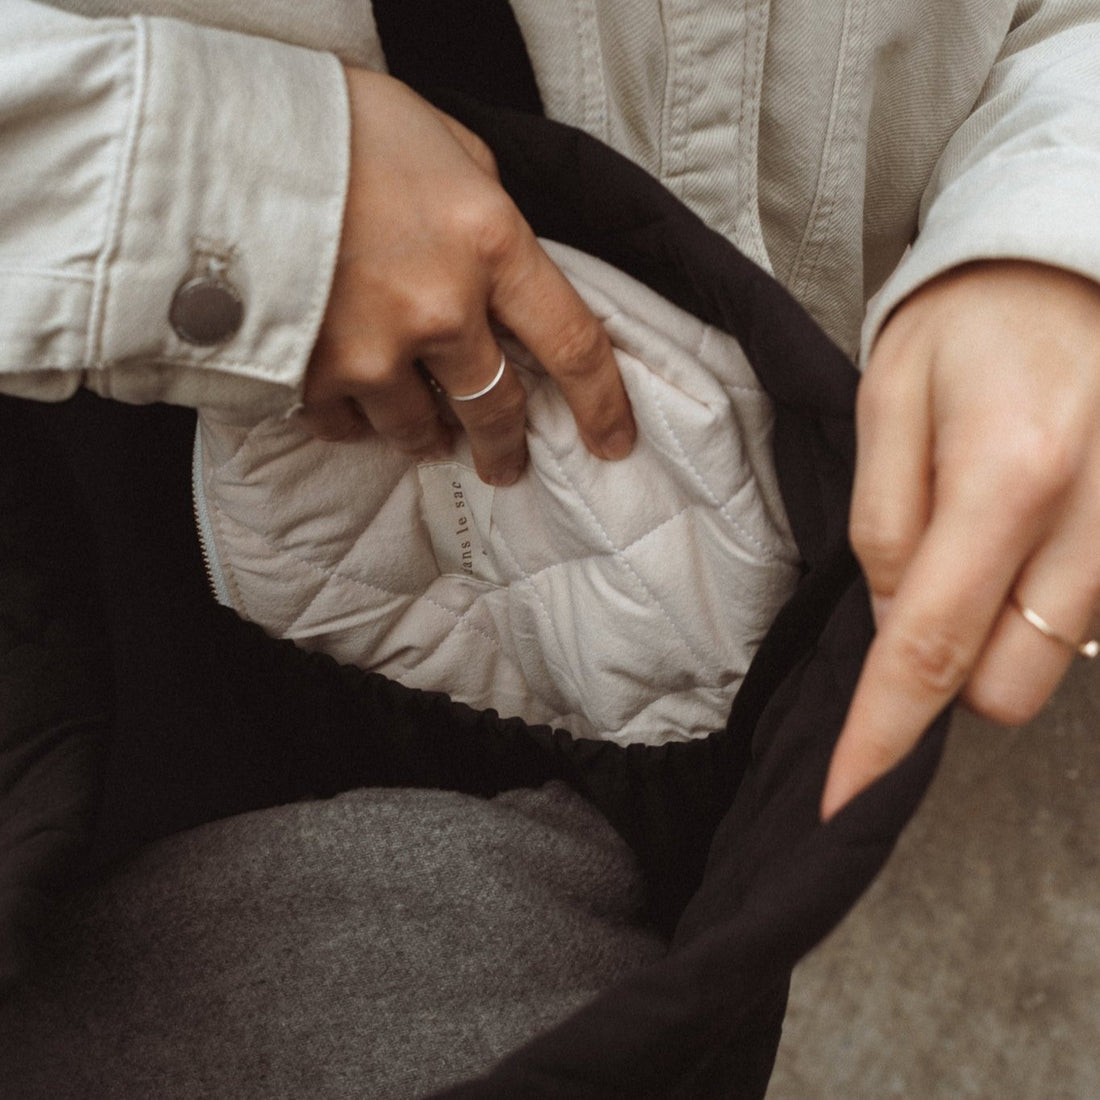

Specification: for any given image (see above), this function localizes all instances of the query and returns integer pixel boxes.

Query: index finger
[488,224,635,460]
[820,485,1040,820]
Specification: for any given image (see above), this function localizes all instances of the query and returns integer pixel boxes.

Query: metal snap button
[170,272,244,346]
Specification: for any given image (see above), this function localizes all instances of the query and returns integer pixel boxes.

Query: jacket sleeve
[861,0,1100,358]
[0,0,349,419]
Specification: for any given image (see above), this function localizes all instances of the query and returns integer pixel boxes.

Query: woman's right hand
[301,68,636,486]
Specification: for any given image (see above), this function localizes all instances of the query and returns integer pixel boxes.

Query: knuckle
[403,292,469,346]
[1011,428,1076,493]
[434,109,500,177]
[1030,438,1078,497]
[460,192,522,266]
[892,623,972,697]
[977,418,1077,509]
[549,317,608,380]
[464,131,499,177]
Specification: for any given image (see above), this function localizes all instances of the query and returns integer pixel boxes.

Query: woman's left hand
[822,260,1100,820]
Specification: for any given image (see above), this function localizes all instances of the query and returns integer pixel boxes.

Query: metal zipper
[191,422,233,607]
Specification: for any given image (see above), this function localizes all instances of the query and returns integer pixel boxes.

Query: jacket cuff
[861,145,1100,363]
[87,15,348,417]
[861,14,1100,366]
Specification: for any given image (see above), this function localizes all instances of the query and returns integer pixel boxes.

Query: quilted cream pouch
[194,241,801,747]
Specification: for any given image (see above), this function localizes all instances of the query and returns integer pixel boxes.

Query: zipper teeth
[191,424,233,606]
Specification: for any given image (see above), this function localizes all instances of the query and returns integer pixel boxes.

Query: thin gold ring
[1012,598,1099,659]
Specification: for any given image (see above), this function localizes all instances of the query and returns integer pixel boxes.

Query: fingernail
[600,427,635,461]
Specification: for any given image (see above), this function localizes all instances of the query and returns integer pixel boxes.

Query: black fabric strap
[370,0,543,114]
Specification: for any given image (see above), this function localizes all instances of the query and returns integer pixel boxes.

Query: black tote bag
[0,3,950,1096]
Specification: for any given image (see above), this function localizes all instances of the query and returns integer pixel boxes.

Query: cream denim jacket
[3,0,1100,415]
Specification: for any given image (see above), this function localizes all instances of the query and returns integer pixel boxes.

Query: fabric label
[417,462,503,584]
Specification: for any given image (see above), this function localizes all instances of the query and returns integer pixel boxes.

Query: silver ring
[431,352,508,403]
[1012,598,1098,659]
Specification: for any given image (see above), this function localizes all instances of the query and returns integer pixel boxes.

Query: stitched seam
[292,53,351,401]
[482,495,743,589]
[654,391,780,560]
[788,0,867,298]
[86,16,147,365]
[195,421,262,476]
[494,502,697,585]
[497,435,705,577]
[648,330,785,562]
[574,0,608,142]
[484,436,693,626]
[279,568,354,637]
[274,548,394,640]
[484,481,730,728]
[214,447,767,626]
[94,354,307,371]
[612,502,695,557]
[488,502,714,612]
[409,595,506,652]
[0,268,95,284]
[608,678,740,733]
[660,0,690,190]
[654,0,671,181]
[0,362,93,374]
[733,5,753,239]
[540,442,720,678]
[738,0,772,265]
[478,495,599,719]
[277,547,512,671]
[696,322,768,397]
[218,507,504,657]
[222,422,265,467]
[489,505,558,633]
[455,519,589,720]
[211,416,275,471]
[220,514,409,603]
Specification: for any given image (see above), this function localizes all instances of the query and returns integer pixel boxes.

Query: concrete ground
[768,658,1099,1099]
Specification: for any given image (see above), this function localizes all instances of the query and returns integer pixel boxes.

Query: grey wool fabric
[0,782,666,1099]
